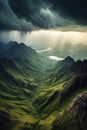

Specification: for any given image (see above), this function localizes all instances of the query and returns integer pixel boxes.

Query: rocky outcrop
[52,91,87,130]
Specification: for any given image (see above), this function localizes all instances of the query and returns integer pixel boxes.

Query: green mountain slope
[0,41,87,130]
[33,58,87,129]
[0,42,42,130]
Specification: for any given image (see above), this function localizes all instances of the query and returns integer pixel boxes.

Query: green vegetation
[0,42,87,130]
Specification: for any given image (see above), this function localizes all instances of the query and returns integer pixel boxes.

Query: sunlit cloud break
[37,47,52,53]
[48,56,64,61]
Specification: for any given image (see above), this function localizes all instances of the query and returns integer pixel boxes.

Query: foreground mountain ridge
[52,91,87,130]
[0,41,87,130]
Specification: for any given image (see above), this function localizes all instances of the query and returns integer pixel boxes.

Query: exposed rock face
[52,91,87,130]
[66,92,87,121]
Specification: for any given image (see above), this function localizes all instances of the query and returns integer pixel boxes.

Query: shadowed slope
[52,92,87,130]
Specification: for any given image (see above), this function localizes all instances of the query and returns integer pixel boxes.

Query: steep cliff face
[52,92,87,130]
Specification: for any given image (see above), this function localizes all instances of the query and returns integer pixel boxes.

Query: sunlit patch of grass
[39,115,55,130]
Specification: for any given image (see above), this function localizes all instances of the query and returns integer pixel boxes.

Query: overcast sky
[0,0,87,31]
[0,0,87,50]
[0,30,87,50]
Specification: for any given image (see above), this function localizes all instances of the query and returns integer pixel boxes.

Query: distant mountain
[0,42,7,55]
[45,56,75,85]
[0,41,38,60]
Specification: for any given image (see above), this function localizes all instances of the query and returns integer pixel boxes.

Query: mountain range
[0,41,87,130]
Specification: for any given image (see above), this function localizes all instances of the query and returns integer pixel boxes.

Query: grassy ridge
[0,42,87,130]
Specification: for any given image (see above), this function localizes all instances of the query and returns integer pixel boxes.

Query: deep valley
[0,41,87,130]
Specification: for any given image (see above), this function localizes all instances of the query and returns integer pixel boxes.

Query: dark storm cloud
[0,0,87,31]
[8,0,76,28]
[49,0,87,24]
[0,0,36,31]
[8,0,48,28]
